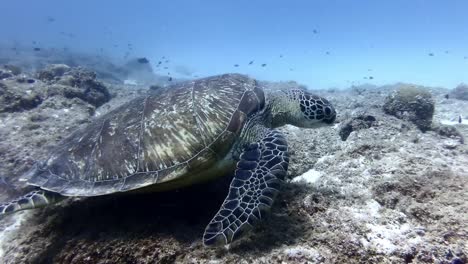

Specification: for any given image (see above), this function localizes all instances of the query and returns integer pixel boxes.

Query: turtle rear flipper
[203,129,289,247]
[0,189,64,217]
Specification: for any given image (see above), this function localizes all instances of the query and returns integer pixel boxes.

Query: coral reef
[38,65,111,107]
[2,65,21,76]
[383,84,435,131]
[433,124,465,144]
[338,114,377,141]
[57,68,111,107]
[0,76,467,263]
[0,81,43,112]
[0,65,111,113]
[37,64,71,81]
[451,83,468,101]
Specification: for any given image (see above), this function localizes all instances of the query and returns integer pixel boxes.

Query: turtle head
[295,90,336,127]
[269,89,336,128]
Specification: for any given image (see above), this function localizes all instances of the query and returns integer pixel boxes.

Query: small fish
[261,63,267,67]
[158,61,162,65]
[444,94,449,99]
[165,60,169,63]
[464,56,467,60]
[289,68,294,71]
[459,115,462,124]
[325,51,330,55]
[168,77,173,81]
[279,54,283,58]
[313,29,318,34]
[234,64,239,67]
[137,57,149,64]
[248,61,254,65]
[428,53,434,56]
[369,76,374,80]
[46,16,55,23]
[164,67,168,69]
[33,47,41,51]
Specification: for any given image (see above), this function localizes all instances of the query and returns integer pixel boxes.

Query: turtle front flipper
[203,129,289,247]
[0,189,64,217]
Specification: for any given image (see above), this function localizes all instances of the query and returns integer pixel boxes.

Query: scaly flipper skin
[203,130,289,247]
[0,189,64,217]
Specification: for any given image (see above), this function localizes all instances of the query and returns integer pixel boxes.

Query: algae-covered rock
[58,68,111,107]
[37,64,71,82]
[1,64,112,113]
[383,85,435,131]
[39,65,111,107]
[0,81,43,112]
[2,65,21,76]
[433,124,465,144]
[0,70,13,80]
[339,114,377,141]
[451,83,468,101]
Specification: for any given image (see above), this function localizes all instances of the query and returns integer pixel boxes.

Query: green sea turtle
[0,73,336,247]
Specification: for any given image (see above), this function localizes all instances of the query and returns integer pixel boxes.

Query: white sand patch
[345,200,423,255]
[124,79,138,85]
[350,199,382,221]
[283,246,322,261]
[292,169,323,184]
[440,119,462,125]
[316,154,334,164]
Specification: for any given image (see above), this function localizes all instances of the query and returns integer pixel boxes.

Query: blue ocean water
[1,0,467,89]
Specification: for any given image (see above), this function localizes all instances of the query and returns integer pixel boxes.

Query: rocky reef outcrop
[0,81,43,112]
[338,114,377,141]
[38,64,111,107]
[451,83,468,101]
[0,64,111,114]
[383,84,435,131]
